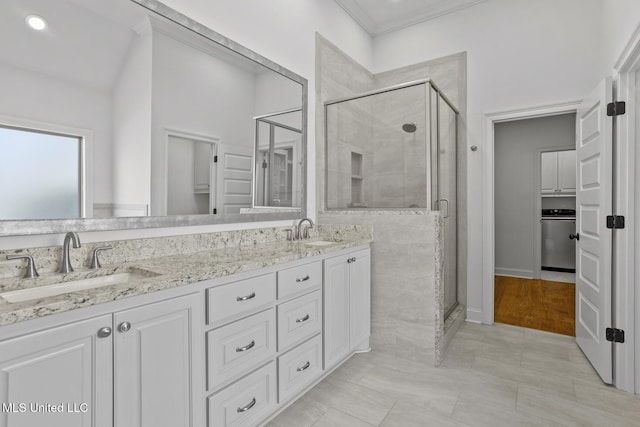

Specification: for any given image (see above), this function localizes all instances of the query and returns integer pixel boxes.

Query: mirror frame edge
[0,0,308,237]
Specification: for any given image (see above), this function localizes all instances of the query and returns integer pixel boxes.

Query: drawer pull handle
[236,397,257,413]
[236,340,256,352]
[236,292,256,302]
[347,257,356,263]
[296,314,310,323]
[296,361,311,372]
[296,275,310,283]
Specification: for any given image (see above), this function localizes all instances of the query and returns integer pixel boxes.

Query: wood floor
[494,275,575,336]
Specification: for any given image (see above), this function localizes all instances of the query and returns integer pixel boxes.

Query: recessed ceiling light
[25,15,47,31]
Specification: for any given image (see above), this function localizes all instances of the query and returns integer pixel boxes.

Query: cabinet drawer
[207,309,276,391]
[207,273,276,325]
[277,290,322,351]
[208,362,277,427]
[277,261,321,300]
[277,335,322,404]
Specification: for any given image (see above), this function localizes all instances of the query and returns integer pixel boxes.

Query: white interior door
[575,77,613,384]
[215,143,253,214]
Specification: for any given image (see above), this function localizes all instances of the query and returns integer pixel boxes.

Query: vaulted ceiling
[334,0,488,36]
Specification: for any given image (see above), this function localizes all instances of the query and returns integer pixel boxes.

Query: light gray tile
[572,380,640,425]
[356,364,460,416]
[470,356,576,398]
[452,371,519,409]
[305,376,396,425]
[275,323,639,427]
[380,401,471,427]
[520,349,601,383]
[517,384,638,427]
[312,408,376,427]
[267,396,327,427]
[452,393,563,427]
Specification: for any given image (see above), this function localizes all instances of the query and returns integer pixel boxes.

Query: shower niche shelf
[350,152,364,207]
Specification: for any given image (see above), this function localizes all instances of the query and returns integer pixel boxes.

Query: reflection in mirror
[0,126,82,219]
[0,0,306,234]
[253,109,303,209]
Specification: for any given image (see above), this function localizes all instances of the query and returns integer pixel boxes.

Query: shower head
[402,122,417,133]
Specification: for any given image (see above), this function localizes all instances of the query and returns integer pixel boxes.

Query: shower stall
[324,79,459,321]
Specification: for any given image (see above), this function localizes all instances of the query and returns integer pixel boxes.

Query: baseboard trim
[466,308,483,323]
[495,268,534,279]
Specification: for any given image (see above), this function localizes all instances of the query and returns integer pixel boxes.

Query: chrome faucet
[296,218,314,240]
[59,232,81,273]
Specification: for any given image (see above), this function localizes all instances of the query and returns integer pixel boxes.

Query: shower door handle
[438,198,450,218]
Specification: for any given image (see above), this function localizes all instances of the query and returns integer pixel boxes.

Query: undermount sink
[0,269,158,303]
[304,240,336,247]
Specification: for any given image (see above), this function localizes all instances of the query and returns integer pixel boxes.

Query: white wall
[112,28,152,210]
[254,71,302,117]
[372,0,604,320]
[0,63,113,205]
[602,0,640,72]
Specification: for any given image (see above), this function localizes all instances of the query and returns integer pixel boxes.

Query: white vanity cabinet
[541,150,576,194]
[0,315,113,427]
[323,248,371,370]
[0,293,201,427]
[114,294,199,427]
[205,259,327,427]
[0,243,371,427]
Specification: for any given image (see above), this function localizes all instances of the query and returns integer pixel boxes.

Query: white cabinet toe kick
[0,244,371,427]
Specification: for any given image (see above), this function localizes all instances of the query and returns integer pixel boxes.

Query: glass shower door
[436,92,458,316]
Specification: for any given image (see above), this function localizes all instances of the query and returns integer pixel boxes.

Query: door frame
[481,23,640,393]
[162,128,220,216]
[612,22,640,394]
[481,101,581,325]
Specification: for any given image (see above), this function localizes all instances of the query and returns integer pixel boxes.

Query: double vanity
[0,225,372,427]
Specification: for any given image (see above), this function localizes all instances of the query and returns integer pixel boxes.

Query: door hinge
[606,328,625,343]
[606,215,625,229]
[607,101,626,116]
[213,155,218,163]
[212,208,217,214]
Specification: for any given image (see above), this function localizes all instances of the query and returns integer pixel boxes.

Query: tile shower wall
[316,34,466,365]
[370,86,427,208]
[320,211,443,365]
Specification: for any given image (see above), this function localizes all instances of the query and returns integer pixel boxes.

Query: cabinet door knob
[118,322,131,333]
[97,327,112,338]
[347,257,356,263]
[569,233,580,241]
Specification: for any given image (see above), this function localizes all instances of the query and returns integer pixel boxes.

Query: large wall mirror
[0,0,307,235]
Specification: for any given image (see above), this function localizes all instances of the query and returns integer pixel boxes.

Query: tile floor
[540,270,576,283]
[268,322,640,427]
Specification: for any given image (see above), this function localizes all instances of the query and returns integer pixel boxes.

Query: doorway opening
[493,113,577,336]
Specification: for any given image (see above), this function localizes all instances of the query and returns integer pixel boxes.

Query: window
[0,125,82,220]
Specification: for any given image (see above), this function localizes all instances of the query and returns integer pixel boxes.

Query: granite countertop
[0,237,371,326]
